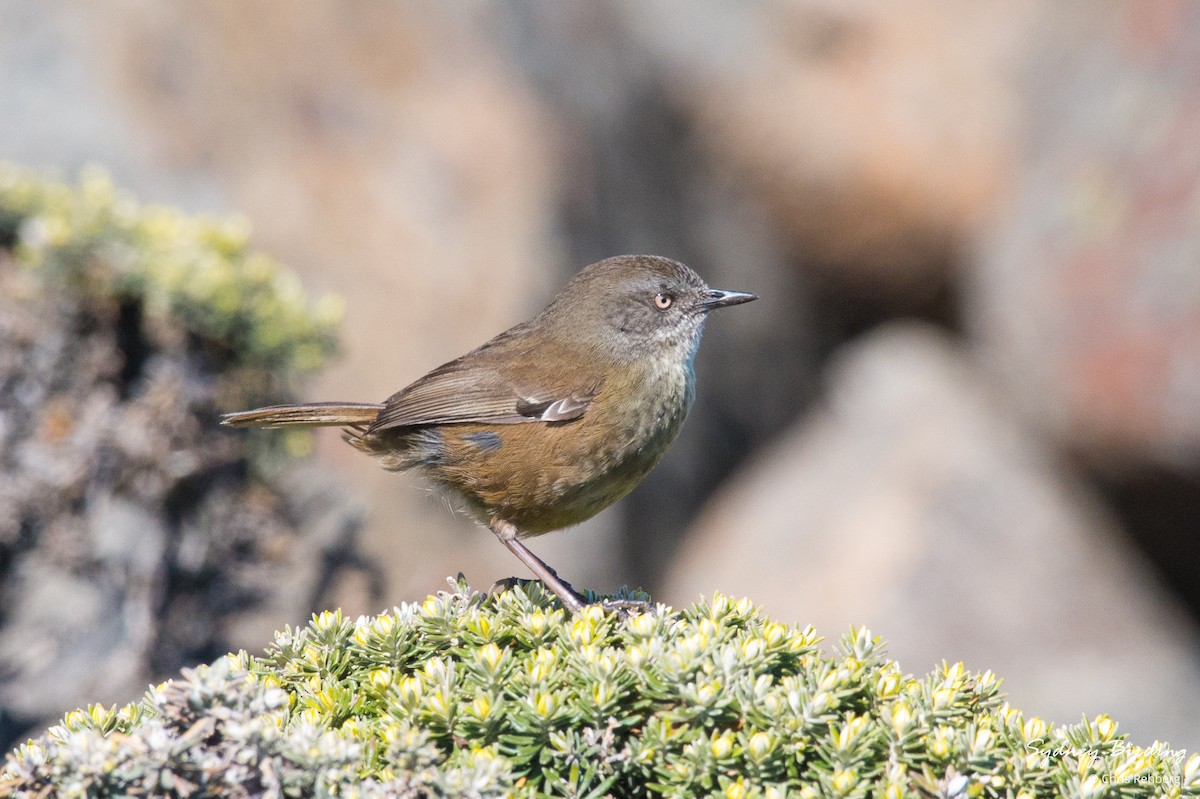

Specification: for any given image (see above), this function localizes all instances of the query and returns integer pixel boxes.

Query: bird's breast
[429,358,695,534]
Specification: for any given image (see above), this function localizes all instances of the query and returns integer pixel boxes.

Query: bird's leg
[489,519,587,614]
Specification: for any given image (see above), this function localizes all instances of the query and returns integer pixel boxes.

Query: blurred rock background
[1,0,1198,754]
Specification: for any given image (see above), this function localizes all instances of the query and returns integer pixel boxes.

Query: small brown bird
[222,255,755,612]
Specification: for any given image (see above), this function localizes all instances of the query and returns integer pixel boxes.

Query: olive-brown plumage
[222,255,755,612]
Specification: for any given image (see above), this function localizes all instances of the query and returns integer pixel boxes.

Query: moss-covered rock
[0,162,340,381]
[0,163,372,751]
[3,581,1194,798]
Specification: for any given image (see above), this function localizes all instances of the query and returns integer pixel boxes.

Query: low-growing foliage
[4,580,1195,798]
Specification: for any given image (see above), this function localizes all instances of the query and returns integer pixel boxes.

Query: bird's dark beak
[699,288,758,311]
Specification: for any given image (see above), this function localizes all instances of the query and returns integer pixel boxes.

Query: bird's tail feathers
[220,402,383,429]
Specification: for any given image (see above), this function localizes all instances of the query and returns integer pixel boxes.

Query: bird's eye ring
[653,292,674,310]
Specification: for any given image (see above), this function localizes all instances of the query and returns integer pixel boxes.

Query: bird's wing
[368,334,603,433]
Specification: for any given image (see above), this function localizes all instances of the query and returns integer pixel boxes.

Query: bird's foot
[488,576,588,613]
[488,570,655,620]
[597,596,658,619]
[489,576,538,596]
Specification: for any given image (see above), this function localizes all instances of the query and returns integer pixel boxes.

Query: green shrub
[0,162,343,464]
[3,581,1195,798]
[0,162,340,385]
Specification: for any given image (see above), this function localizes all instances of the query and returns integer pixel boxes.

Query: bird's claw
[597,596,657,619]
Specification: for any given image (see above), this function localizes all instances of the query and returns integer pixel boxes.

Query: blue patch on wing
[460,431,503,452]
[408,428,446,466]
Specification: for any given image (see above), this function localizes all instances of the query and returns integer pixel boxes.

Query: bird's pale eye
[653,292,674,310]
